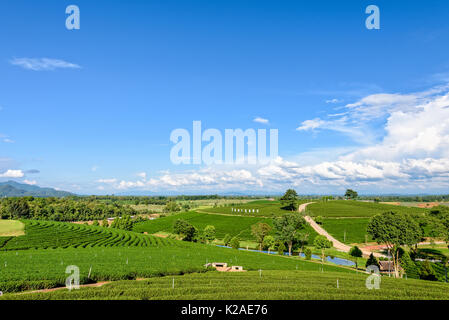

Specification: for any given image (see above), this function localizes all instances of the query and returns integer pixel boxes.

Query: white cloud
[94,84,449,194]
[0,169,24,178]
[96,178,117,184]
[325,98,341,104]
[137,172,147,180]
[10,58,81,71]
[296,118,326,131]
[253,117,269,124]
[23,179,37,185]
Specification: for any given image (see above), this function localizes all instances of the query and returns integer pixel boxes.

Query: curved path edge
[299,202,386,258]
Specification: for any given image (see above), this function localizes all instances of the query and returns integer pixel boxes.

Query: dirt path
[299,202,386,258]
[16,281,112,295]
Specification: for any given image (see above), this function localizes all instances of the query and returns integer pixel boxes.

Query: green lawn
[0,220,25,237]
[307,200,428,218]
[4,270,449,300]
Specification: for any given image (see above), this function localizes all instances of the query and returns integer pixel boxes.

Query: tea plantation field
[0,220,172,251]
[4,270,449,300]
[133,211,318,242]
[321,218,372,244]
[0,244,352,293]
[201,200,311,217]
[306,201,427,218]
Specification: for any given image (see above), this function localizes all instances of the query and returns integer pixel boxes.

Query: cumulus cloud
[95,84,449,193]
[0,169,24,178]
[23,179,37,185]
[10,58,81,71]
[253,117,269,124]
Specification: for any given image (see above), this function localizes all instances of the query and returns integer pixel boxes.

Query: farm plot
[4,270,449,300]
[0,220,25,237]
[321,218,372,244]
[133,211,318,242]
[0,220,173,251]
[202,200,311,217]
[306,201,428,218]
[0,244,353,293]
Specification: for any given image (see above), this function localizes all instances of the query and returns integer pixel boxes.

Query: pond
[216,245,356,267]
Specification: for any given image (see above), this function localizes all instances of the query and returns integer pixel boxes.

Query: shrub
[223,234,232,246]
[419,260,438,281]
[230,237,240,250]
[277,242,286,255]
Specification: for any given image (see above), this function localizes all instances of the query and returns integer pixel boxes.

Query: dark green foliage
[277,242,286,255]
[400,252,419,279]
[173,219,197,242]
[280,189,299,211]
[419,261,438,281]
[344,189,358,199]
[365,253,380,269]
[3,198,31,219]
[110,215,133,231]
[230,236,240,249]
[223,234,232,246]
[0,197,138,222]
[304,248,312,260]
[273,213,306,255]
[349,246,363,269]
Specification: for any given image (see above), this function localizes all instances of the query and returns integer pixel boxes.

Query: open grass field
[321,218,372,244]
[201,200,311,217]
[0,220,172,251]
[3,270,449,300]
[0,244,353,293]
[133,211,319,242]
[306,200,428,218]
[0,220,25,237]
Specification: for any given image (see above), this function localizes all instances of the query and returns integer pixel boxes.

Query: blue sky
[1,0,449,195]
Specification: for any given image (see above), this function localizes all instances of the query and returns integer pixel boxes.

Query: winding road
[299,202,385,258]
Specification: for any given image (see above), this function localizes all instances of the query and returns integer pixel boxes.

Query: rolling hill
[0,181,74,197]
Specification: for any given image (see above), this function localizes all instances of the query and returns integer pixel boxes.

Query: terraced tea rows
[5,270,449,300]
[0,220,173,251]
[0,245,353,293]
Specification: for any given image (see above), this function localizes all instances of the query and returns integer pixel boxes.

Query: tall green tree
[251,222,272,251]
[173,219,197,241]
[365,253,380,269]
[313,235,333,262]
[349,246,363,269]
[367,211,421,278]
[203,225,216,244]
[280,189,299,211]
[273,213,306,255]
[344,189,358,199]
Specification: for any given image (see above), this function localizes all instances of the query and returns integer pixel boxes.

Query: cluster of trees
[172,219,217,244]
[367,206,449,278]
[0,197,138,221]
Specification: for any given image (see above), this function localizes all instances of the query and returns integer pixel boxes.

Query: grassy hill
[0,220,172,251]
[133,211,318,242]
[202,200,310,217]
[306,200,427,218]
[4,270,449,300]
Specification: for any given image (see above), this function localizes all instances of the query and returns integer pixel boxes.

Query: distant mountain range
[0,181,75,198]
